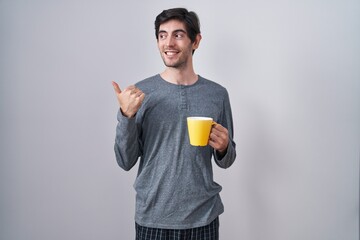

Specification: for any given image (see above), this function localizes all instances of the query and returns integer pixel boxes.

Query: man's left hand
[209,123,229,155]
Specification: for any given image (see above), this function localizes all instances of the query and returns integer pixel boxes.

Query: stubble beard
[161,46,193,69]
[163,58,186,69]
[161,52,187,69]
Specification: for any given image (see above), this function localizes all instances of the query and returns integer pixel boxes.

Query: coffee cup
[187,117,216,146]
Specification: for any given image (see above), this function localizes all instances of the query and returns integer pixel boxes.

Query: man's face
[157,20,198,69]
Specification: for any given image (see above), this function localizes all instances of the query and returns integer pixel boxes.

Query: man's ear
[193,34,202,50]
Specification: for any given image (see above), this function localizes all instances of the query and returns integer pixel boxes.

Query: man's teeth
[166,51,178,56]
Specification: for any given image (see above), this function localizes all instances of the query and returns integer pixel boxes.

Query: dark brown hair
[154,8,201,43]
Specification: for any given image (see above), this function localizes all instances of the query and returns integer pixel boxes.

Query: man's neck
[160,67,198,86]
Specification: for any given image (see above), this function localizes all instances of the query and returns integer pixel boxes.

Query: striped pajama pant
[135,217,219,240]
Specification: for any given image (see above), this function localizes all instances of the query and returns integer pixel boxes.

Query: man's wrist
[216,148,227,160]
[120,108,136,118]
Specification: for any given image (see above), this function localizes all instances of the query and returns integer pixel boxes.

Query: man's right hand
[112,81,145,118]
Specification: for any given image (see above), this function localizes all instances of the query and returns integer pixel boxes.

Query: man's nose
[165,36,175,47]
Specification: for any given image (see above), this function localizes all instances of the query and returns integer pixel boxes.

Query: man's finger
[211,124,224,134]
[112,81,122,94]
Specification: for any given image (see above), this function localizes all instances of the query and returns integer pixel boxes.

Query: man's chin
[165,64,179,68]
[163,60,184,68]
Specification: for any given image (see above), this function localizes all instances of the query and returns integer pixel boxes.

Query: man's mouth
[165,50,179,56]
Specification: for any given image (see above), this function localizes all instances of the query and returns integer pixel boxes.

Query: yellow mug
[187,117,216,146]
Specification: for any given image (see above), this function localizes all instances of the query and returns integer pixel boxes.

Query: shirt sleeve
[213,137,236,168]
[114,109,142,171]
[213,90,236,169]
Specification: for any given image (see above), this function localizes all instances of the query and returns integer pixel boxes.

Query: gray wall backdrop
[1,0,359,239]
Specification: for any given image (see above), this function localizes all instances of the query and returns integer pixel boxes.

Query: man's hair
[154,8,201,43]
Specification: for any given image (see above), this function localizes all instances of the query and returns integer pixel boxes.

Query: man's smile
[164,50,180,56]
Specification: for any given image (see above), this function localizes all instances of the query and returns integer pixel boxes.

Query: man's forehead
[159,19,187,32]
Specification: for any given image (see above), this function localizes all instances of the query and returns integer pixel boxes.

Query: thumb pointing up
[112,81,122,94]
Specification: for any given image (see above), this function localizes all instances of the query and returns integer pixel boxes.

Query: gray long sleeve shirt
[114,74,236,229]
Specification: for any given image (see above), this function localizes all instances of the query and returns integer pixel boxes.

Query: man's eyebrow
[158,29,187,34]
[173,29,187,34]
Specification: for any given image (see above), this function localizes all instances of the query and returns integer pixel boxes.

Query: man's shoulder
[134,74,162,93]
[198,75,227,92]
[136,74,160,86]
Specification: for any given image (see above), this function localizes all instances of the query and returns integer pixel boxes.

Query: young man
[112,8,236,240]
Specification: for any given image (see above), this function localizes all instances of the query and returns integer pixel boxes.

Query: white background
[0,0,359,239]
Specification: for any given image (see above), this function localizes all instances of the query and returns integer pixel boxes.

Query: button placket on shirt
[179,86,188,110]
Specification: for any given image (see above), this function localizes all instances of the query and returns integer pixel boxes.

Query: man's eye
[159,34,166,40]
[175,34,184,39]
